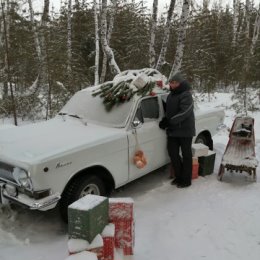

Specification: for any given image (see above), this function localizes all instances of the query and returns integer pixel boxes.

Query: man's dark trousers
[167,136,193,185]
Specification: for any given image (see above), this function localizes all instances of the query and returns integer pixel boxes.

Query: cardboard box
[109,198,134,221]
[68,195,109,242]
[102,224,115,260]
[113,220,134,255]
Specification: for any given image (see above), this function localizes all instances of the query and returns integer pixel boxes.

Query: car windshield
[58,88,134,127]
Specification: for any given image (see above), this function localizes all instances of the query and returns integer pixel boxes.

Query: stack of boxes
[192,143,216,177]
[66,195,134,260]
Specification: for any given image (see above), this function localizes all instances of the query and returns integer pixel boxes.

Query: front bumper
[0,183,61,210]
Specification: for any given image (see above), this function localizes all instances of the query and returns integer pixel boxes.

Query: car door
[127,96,169,181]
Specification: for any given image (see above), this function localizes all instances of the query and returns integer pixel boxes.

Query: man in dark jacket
[159,72,195,188]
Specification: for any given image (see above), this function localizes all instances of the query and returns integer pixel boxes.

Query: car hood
[0,117,124,165]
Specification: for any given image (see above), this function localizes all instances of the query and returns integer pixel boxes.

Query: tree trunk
[100,0,120,77]
[232,0,239,46]
[155,0,176,71]
[149,0,158,68]
[170,0,190,77]
[0,0,9,98]
[94,0,100,85]
[100,0,118,82]
[1,0,17,125]
[28,0,43,65]
[67,0,72,88]
[250,4,260,55]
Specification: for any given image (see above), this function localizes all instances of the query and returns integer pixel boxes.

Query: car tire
[59,174,105,222]
[195,133,213,150]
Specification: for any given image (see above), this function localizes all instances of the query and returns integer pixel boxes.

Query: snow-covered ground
[1,92,260,260]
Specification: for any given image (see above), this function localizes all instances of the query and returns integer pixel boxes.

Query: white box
[192,143,209,157]
[132,74,149,89]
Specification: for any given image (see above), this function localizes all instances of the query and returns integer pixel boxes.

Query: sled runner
[218,116,258,182]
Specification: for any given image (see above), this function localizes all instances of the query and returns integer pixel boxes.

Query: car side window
[134,97,159,123]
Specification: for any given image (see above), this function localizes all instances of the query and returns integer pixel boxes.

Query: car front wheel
[59,174,105,222]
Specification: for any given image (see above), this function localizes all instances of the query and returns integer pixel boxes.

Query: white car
[0,85,224,220]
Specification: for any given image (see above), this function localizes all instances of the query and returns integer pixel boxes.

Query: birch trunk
[1,0,17,125]
[100,0,118,82]
[40,0,51,119]
[239,0,253,115]
[67,0,72,85]
[250,4,260,55]
[94,0,100,85]
[155,0,176,71]
[170,0,190,77]
[1,0,10,97]
[232,0,239,46]
[149,0,158,68]
[28,0,43,64]
[100,0,120,77]
[245,0,250,40]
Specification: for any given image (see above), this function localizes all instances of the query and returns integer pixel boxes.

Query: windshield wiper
[58,112,67,116]
[58,112,87,125]
[69,114,80,119]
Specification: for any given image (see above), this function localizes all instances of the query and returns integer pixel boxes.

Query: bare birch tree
[170,0,190,77]
[149,0,158,68]
[0,0,10,98]
[100,0,117,82]
[94,0,100,85]
[1,0,17,125]
[250,4,260,55]
[155,0,176,71]
[28,0,51,118]
[232,0,240,46]
[28,0,43,68]
[67,0,72,80]
[100,0,120,78]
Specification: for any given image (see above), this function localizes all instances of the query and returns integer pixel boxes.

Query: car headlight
[12,167,33,190]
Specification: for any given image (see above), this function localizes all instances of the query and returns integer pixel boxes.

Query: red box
[102,236,115,260]
[109,198,134,221]
[102,223,115,260]
[192,158,199,179]
[88,247,104,260]
[113,220,134,255]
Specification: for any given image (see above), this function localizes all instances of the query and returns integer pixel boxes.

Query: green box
[198,151,216,176]
[68,195,109,242]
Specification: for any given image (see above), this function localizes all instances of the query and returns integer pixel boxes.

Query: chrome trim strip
[2,191,61,210]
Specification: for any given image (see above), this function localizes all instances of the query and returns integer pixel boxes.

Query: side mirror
[132,120,142,129]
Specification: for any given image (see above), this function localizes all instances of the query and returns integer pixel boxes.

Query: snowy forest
[0,0,260,124]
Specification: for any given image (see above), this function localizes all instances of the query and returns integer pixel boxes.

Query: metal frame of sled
[218,116,258,182]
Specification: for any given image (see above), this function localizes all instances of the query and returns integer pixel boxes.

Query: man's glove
[159,117,169,130]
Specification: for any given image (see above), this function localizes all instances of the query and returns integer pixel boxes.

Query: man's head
[168,72,184,90]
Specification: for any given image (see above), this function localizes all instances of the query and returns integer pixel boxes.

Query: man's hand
[159,117,169,130]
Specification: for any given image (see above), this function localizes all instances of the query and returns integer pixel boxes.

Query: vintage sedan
[0,72,224,220]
